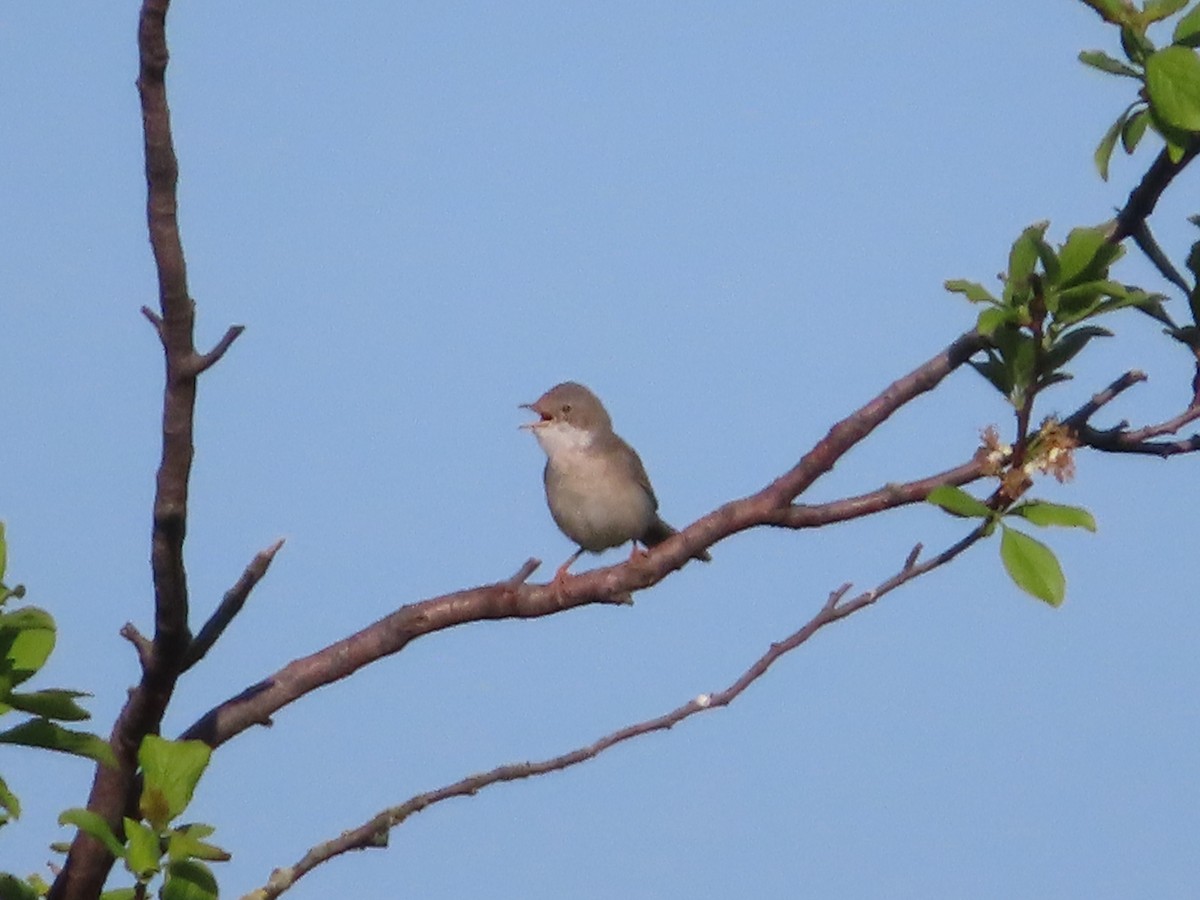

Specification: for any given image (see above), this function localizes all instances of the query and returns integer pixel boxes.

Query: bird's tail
[643,517,712,563]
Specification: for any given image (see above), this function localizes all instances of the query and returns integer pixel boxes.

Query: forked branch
[242,524,988,900]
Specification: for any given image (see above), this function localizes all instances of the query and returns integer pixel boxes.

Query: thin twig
[505,558,540,590]
[182,539,286,673]
[192,324,246,375]
[140,304,165,337]
[119,623,154,672]
[1063,370,1200,456]
[241,525,987,900]
[1062,371,1148,428]
[764,456,989,528]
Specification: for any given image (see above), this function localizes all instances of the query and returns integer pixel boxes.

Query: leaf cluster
[1079,0,1200,176]
[946,223,1165,407]
[927,487,1096,607]
[0,525,115,832]
[60,735,227,900]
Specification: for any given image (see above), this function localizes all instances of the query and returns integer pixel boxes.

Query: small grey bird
[521,381,710,582]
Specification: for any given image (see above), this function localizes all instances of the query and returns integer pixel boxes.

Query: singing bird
[521,381,711,582]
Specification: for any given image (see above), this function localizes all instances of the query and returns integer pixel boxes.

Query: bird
[521,381,711,584]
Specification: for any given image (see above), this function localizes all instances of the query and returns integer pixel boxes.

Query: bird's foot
[550,560,575,599]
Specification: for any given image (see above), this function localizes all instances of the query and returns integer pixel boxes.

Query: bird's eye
[561,404,572,414]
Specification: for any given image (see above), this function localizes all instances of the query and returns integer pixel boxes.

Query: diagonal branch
[763,456,990,528]
[182,539,286,673]
[1109,140,1200,244]
[180,331,989,750]
[1064,370,1200,456]
[242,524,987,899]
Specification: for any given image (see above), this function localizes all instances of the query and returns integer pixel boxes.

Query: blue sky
[4,2,1199,898]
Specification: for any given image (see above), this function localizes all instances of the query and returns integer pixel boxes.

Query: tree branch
[182,539,286,673]
[762,456,990,528]
[241,524,987,899]
[50,3,252,896]
[1109,140,1200,244]
[180,331,989,750]
[1064,370,1200,456]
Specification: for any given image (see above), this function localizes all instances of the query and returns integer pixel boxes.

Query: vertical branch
[140,0,195,662]
[49,1,241,896]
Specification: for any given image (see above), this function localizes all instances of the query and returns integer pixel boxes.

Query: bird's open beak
[519,403,548,430]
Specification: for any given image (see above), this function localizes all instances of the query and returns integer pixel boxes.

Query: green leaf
[1034,232,1061,284]
[1121,25,1156,66]
[4,688,92,721]
[1093,287,1170,321]
[1037,371,1074,390]
[167,825,231,863]
[1079,49,1142,77]
[1079,0,1135,24]
[1007,223,1047,288]
[1147,103,1198,160]
[99,890,139,900]
[1121,106,1152,151]
[1043,325,1112,370]
[1000,526,1066,606]
[1057,227,1124,287]
[1144,0,1190,24]
[59,808,127,859]
[138,736,212,827]
[1009,501,1098,531]
[944,278,998,304]
[124,817,161,880]
[1008,334,1037,399]
[1176,4,1200,46]
[969,354,1011,394]
[927,485,993,519]
[0,874,39,900]
[1095,112,1125,181]
[161,860,220,900]
[0,607,56,685]
[976,306,1012,336]
[1146,45,1200,130]
[0,719,117,767]
[0,774,19,821]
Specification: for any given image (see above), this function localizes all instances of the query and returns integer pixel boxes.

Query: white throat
[533,420,596,458]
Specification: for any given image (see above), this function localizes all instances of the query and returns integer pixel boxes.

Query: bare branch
[179,332,991,751]
[140,304,164,338]
[1063,370,1148,427]
[763,457,989,528]
[182,539,286,673]
[192,324,246,375]
[1064,370,1200,457]
[119,623,154,672]
[1110,140,1200,244]
[50,1,237,895]
[903,543,923,571]
[242,526,987,900]
[753,331,988,511]
[1075,416,1200,456]
[505,558,540,589]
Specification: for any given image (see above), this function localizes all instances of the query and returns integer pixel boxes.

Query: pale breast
[544,446,657,552]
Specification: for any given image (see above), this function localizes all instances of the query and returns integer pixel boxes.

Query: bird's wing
[611,434,659,512]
